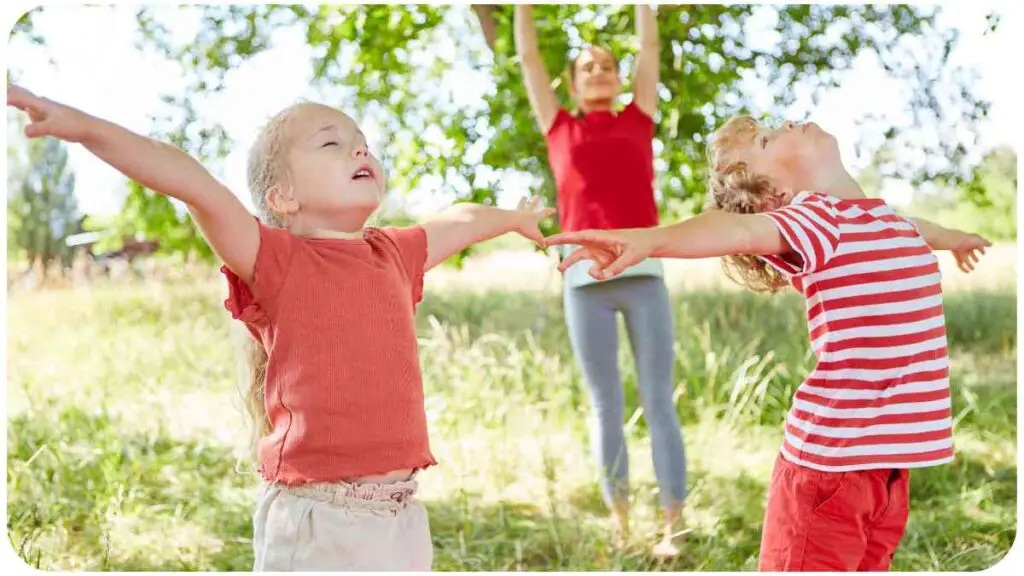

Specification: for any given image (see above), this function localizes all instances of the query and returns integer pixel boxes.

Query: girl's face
[267,104,386,231]
[570,47,622,104]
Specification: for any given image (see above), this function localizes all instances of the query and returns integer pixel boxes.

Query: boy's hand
[512,196,557,247]
[546,228,659,280]
[952,233,991,273]
[8,84,92,142]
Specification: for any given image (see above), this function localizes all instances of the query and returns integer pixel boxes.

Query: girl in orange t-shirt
[9,85,553,571]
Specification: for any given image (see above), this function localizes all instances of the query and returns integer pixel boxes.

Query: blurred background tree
[7,119,80,271]
[9,4,1008,261]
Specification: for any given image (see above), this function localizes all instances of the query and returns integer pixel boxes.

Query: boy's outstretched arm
[910,217,991,273]
[8,84,259,283]
[546,210,788,280]
[420,197,555,271]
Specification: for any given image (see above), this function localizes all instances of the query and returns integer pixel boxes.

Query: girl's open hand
[513,196,557,247]
[8,84,91,143]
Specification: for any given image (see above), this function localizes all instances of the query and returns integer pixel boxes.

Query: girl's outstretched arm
[8,84,260,283]
[546,210,788,280]
[632,5,660,118]
[514,5,560,134]
[420,197,555,271]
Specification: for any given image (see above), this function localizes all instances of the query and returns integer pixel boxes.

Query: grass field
[5,245,1018,570]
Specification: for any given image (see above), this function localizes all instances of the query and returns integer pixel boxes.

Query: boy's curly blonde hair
[704,116,788,293]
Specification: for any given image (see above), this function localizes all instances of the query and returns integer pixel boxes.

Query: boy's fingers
[604,249,639,278]
[546,230,611,247]
[559,247,593,271]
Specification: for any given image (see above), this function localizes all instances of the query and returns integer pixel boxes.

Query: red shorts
[758,454,911,571]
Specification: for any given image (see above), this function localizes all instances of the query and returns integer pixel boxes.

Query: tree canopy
[10,4,999,258]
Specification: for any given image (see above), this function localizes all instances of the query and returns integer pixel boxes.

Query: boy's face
[737,120,844,205]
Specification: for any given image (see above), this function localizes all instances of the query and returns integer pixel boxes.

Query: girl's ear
[266,184,299,218]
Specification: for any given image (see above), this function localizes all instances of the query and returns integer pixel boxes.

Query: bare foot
[612,522,629,548]
[652,537,680,558]
[652,505,686,558]
[610,501,630,548]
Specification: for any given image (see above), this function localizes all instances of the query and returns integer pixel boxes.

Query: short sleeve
[757,192,842,276]
[545,108,573,138]
[220,219,296,325]
[622,100,655,127]
[377,226,428,305]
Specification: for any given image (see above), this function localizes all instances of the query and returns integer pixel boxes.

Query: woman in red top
[515,5,687,556]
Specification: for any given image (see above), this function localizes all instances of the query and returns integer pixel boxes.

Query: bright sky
[4,1,1020,217]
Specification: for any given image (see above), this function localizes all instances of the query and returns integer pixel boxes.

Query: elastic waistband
[280,478,418,512]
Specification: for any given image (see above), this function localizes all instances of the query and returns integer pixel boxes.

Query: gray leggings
[563,275,687,509]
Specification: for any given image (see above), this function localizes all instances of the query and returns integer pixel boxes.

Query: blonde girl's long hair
[237,104,305,465]
[240,335,272,465]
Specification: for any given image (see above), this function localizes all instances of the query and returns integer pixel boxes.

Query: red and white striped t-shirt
[759,191,952,472]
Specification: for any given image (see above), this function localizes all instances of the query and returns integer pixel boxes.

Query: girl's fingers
[24,121,54,139]
[523,226,545,248]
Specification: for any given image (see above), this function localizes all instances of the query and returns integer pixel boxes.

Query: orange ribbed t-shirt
[222,221,437,485]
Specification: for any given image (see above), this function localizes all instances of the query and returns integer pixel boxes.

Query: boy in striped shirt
[544,116,990,571]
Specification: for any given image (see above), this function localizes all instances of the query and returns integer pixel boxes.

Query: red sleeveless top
[544,101,659,232]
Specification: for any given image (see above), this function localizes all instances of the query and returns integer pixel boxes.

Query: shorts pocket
[811,471,856,519]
